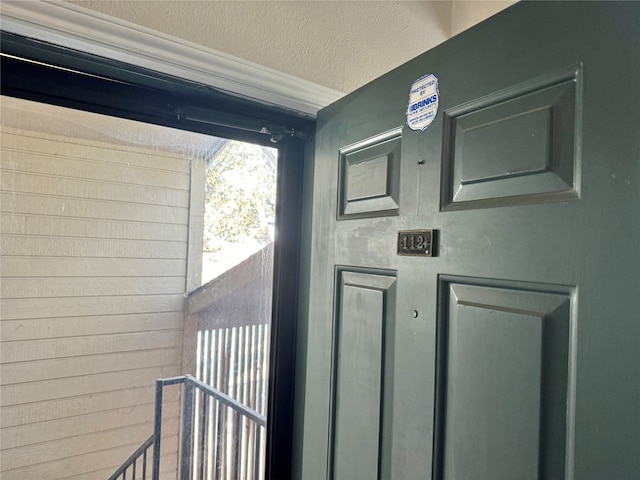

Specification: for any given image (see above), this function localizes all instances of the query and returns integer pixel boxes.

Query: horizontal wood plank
[1,213,188,241]
[1,294,185,320]
[0,235,187,259]
[1,148,190,189]
[1,276,185,299]
[1,383,182,428]
[1,400,179,449]
[1,192,188,224]
[1,347,182,385]
[1,128,195,172]
[1,170,189,207]
[1,417,180,470]
[1,329,183,363]
[0,312,183,342]
[1,364,182,407]
[0,257,187,278]
[1,235,187,259]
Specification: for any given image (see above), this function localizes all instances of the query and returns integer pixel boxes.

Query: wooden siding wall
[0,122,194,479]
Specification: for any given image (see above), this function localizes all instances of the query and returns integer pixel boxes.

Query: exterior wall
[0,101,198,478]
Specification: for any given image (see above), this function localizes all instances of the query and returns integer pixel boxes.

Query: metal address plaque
[397,229,436,257]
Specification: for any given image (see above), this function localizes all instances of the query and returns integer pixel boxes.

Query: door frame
[0,31,312,480]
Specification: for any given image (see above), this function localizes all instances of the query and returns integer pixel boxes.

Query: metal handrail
[161,375,266,426]
[107,434,154,480]
[108,375,266,480]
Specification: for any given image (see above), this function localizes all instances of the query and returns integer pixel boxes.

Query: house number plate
[397,229,435,257]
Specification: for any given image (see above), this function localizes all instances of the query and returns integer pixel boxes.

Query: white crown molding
[0,0,344,116]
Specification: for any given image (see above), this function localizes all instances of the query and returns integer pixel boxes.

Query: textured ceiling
[69,1,514,93]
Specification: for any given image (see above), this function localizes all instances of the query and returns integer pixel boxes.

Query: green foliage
[203,141,277,257]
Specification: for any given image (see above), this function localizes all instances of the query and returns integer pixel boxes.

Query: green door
[298,2,639,479]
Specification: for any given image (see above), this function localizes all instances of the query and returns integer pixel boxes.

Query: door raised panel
[434,278,575,480]
[338,129,402,219]
[441,66,582,210]
[330,269,396,480]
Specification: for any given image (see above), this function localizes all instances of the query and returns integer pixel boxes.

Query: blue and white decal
[406,73,439,132]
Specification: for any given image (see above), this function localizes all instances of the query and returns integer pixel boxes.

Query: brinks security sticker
[406,74,439,131]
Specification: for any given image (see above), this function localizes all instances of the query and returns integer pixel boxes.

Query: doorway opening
[1,32,310,480]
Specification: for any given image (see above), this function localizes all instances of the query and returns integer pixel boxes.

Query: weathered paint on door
[299,2,639,479]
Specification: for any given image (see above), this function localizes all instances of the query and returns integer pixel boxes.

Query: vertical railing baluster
[181,381,194,480]
[236,326,243,480]
[207,329,214,383]
[222,328,231,477]
[257,325,265,416]
[226,327,232,398]
[211,329,220,479]
[143,448,148,480]
[202,330,208,382]
[193,331,205,477]
[231,326,238,401]
[236,326,246,480]
[254,325,263,480]
[259,326,265,475]
[253,427,261,480]
[207,329,221,480]
[198,393,208,480]
[246,325,253,480]
[215,400,224,480]
[152,379,163,480]
[225,415,229,480]
[201,330,208,382]
[233,411,241,480]
[206,329,216,480]
[252,325,259,478]
[250,325,258,478]
[228,327,239,478]
[196,330,202,381]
